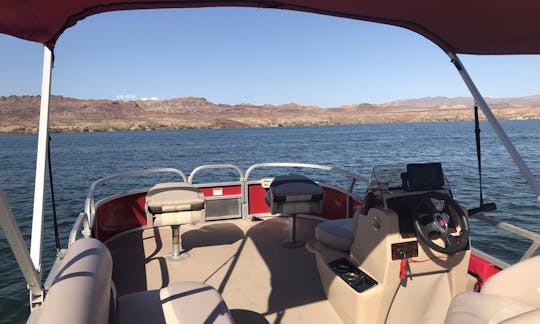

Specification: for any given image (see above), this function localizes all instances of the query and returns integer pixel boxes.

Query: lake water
[1,120,539,323]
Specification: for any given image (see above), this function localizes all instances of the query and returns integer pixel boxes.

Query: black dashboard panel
[386,194,456,238]
[387,195,423,238]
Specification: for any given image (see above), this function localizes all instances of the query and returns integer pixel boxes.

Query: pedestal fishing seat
[265,174,324,248]
[146,182,206,259]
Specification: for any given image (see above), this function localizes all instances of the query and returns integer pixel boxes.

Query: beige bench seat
[445,256,540,323]
[35,237,233,324]
[117,281,235,324]
[36,238,113,324]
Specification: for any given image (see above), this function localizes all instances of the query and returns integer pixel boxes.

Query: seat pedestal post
[168,225,189,261]
[283,214,304,248]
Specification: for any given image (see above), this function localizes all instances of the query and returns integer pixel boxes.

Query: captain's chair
[265,174,324,248]
[445,255,540,324]
[146,182,206,259]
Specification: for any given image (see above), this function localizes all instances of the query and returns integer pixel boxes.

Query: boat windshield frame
[368,163,451,193]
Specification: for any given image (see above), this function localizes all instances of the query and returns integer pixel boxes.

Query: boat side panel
[95,192,147,242]
[94,184,363,242]
[198,185,242,197]
[318,186,362,220]
[248,183,270,215]
[468,253,502,289]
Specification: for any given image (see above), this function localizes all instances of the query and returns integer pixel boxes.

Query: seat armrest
[500,308,540,324]
[481,256,540,308]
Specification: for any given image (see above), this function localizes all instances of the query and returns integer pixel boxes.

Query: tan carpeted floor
[107,216,342,324]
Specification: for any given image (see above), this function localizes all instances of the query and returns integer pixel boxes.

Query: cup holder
[333,263,351,274]
[342,271,361,282]
[328,258,378,293]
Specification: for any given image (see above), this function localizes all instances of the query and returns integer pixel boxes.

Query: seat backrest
[266,174,324,214]
[481,255,540,308]
[146,182,206,227]
[37,238,113,324]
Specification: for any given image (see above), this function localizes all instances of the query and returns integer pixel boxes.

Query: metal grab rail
[469,212,540,263]
[68,212,91,247]
[242,162,369,219]
[84,168,187,226]
[245,162,369,183]
[188,164,244,184]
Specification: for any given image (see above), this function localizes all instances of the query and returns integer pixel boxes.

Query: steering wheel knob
[433,213,449,232]
[413,191,470,254]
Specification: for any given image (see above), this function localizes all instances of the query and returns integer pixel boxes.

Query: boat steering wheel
[413,191,470,254]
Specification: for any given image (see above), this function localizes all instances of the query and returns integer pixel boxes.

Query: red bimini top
[1,0,540,54]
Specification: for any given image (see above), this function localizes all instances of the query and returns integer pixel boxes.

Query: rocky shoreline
[1,95,539,134]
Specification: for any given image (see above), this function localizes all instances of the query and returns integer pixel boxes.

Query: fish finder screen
[406,163,444,190]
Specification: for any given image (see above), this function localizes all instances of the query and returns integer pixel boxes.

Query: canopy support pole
[0,188,43,308]
[30,46,53,273]
[448,52,540,201]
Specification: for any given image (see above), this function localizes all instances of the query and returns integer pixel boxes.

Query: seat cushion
[480,255,540,308]
[315,218,354,251]
[153,209,206,227]
[267,174,324,203]
[445,292,535,324]
[146,182,206,226]
[147,182,205,214]
[39,238,113,324]
[266,174,324,214]
[117,282,234,324]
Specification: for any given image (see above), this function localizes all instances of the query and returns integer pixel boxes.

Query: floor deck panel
[107,216,342,323]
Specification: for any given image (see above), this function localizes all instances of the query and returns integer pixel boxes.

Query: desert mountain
[1,95,539,133]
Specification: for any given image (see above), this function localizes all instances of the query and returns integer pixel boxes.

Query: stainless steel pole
[0,188,43,303]
[30,46,53,272]
[448,52,540,200]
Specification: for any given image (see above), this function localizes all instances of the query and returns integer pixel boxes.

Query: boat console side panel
[315,202,471,324]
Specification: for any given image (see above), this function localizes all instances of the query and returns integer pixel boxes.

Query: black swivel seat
[265,174,324,248]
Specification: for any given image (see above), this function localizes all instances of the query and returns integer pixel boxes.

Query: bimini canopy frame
[449,53,540,201]
[2,1,540,54]
[1,0,540,310]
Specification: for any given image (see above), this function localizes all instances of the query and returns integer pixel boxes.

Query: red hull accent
[248,184,269,215]
[95,184,363,242]
[95,192,147,242]
[317,187,362,220]
[468,253,502,289]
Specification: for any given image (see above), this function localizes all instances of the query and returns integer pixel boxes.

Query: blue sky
[2,7,540,107]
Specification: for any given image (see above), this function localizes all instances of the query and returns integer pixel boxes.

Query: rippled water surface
[1,120,539,323]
